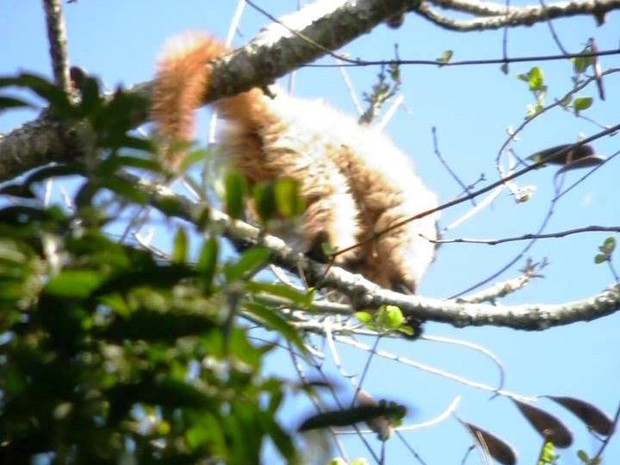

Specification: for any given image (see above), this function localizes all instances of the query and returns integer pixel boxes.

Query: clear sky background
[2,1,620,464]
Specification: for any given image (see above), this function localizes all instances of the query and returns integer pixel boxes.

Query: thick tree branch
[42,0,71,93]
[130,174,620,331]
[0,114,81,180]
[193,0,417,99]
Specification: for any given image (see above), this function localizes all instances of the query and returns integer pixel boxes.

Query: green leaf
[572,55,593,74]
[102,176,149,204]
[244,301,307,355]
[0,238,32,266]
[197,237,218,293]
[594,236,615,263]
[274,178,305,218]
[0,95,34,110]
[186,413,224,449]
[177,146,208,172]
[101,154,161,173]
[224,247,270,282]
[383,305,405,328]
[253,182,277,222]
[559,94,572,107]
[528,67,544,90]
[539,441,556,465]
[225,171,247,219]
[526,102,544,118]
[115,135,153,152]
[355,306,415,336]
[594,253,607,264]
[436,50,453,66]
[94,90,150,149]
[23,164,84,186]
[0,183,36,199]
[0,205,65,225]
[601,236,616,254]
[244,281,314,307]
[0,73,73,116]
[46,270,104,298]
[172,228,188,264]
[101,309,217,342]
[93,265,195,297]
[577,450,589,464]
[517,67,545,91]
[263,416,296,463]
[573,97,593,115]
[76,75,102,117]
[109,378,216,412]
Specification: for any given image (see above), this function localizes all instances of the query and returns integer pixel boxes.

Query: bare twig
[439,225,620,246]
[431,127,477,207]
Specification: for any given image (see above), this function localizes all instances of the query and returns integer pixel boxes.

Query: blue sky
[2,1,620,464]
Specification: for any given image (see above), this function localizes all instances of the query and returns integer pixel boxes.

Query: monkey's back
[218,92,440,292]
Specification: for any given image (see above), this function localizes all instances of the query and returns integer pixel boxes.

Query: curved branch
[441,225,620,246]
[418,0,619,31]
[0,114,82,181]
[132,173,620,331]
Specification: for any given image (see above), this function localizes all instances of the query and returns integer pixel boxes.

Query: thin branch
[444,183,504,232]
[439,225,620,246]
[417,0,620,31]
[431,127,477,207]
[334,123,620,263]
[450,154,564,298]
[592,401,620,463]
[457,261,543,303]
[307,47,620,69]
[336,336,533,401]
[336,57,364,116]
[206,0,415,98]
[538,0,569,54]
[396,397,461,432]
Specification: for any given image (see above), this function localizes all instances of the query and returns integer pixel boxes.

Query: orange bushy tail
[151,32,262,170]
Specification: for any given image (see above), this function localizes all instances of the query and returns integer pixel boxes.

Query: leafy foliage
[1,41,617,464]
[355,305,421,339]
[517,66,547,117]
[0,72,303,465]
[594,236,615,264]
